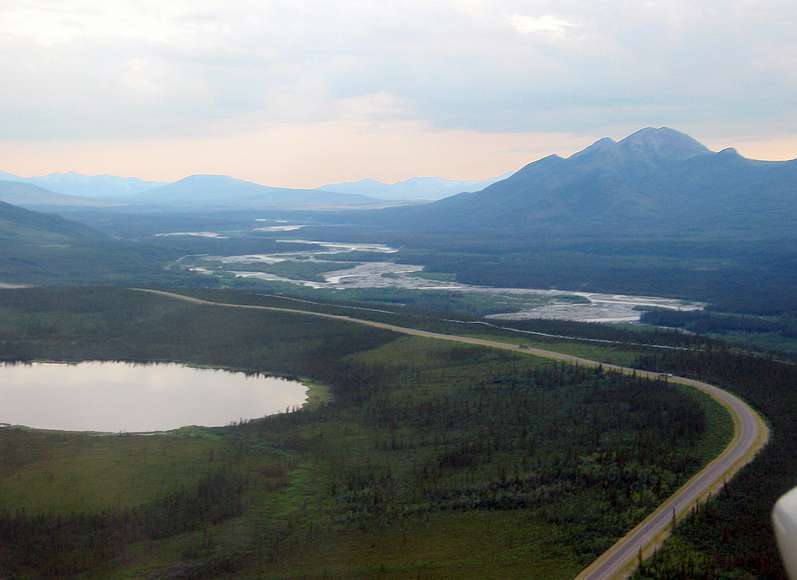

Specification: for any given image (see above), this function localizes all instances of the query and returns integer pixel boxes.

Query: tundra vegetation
[0,287,732,578]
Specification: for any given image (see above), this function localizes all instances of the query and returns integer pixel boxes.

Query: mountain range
[3,128,795,235]
[130,175,378,209]
[0,169,502,208]
[0,173,381,210]
[320,174,510,201]
[2,127,796,311]
[0,171,161,198]
[0,181,117,208]
[365,127,797,239]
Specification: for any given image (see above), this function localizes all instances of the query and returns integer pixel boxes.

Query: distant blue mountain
[0,170,162,198]
[133,174,380,209]
[0,171,386,209]
[321,173,511,201]
[28,172,162,198]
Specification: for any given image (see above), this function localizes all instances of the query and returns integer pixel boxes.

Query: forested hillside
[0,202,182,286]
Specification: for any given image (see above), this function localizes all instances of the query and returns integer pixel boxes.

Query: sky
[1,0,796,187]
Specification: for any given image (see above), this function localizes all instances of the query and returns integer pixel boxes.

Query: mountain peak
[180,174,233,182]
[570,127,711,163]
[617,127,710,160]
[356,178,388,186]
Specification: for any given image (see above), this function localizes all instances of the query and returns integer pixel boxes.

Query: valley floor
[0,287,736,578]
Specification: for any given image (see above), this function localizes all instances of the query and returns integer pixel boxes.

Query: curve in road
[134,288,769,579]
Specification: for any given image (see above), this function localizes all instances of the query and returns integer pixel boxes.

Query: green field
[0,287,733,578]
[0,428,226,515]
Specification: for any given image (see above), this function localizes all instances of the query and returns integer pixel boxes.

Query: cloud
[336,92,410,122]
[508,14,575,38]
[0,0,795,169]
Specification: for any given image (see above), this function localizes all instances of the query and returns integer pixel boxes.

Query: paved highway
[135,288,769,579]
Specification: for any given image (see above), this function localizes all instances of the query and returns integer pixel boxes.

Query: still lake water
[0,361,308,432]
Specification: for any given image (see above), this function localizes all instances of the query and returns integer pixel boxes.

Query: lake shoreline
[0,359,317,434]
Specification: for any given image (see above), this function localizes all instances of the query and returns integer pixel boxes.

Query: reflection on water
[0,361,307,432]
[255,225,304,232]
[154,231,229,239]
[276,239,399,253]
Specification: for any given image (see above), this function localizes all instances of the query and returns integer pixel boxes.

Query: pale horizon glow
[1,1,796,187]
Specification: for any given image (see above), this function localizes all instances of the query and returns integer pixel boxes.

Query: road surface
[135,288,769,579]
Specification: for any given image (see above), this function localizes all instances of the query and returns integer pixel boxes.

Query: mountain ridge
[360,127,797,238]
[321,173,511,201]
[133,174,380,209]
[0,200,105,243]
[0,170,163,198]
[0,181,117,208]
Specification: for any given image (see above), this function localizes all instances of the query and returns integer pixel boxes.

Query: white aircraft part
[774,487,797,578]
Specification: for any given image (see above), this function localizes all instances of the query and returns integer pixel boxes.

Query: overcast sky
[1,0,796,186]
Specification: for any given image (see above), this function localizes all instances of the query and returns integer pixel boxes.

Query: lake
[0,361,308,432]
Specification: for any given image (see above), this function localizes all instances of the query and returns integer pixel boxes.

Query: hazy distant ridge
[132,174,380,209]
[0,171,162,198]
[321,174,510,201]
[0,172,383,210]
[0,181,115,208]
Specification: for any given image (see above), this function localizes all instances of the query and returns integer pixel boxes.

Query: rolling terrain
[1,1,793,578]
[0,181,113,208]
[5,128,794,321]
[0,128,793,577]
[133,174,380,209]
[0,200,103,243]
[140,289,768,579]
[0,171,162,198]
[0,286,736,578]
[0,201,184,285]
